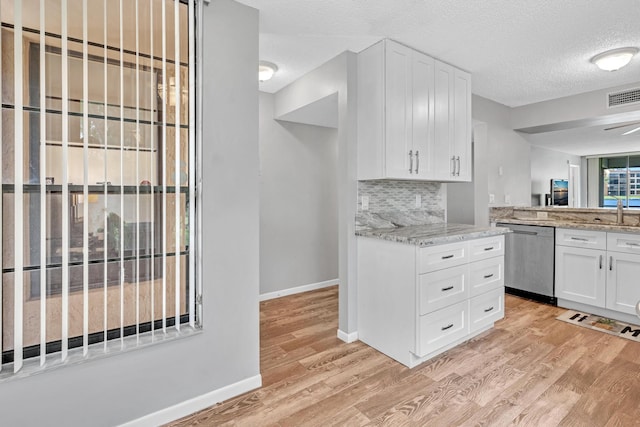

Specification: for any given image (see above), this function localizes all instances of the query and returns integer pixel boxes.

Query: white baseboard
[119,374,262,427]
[259,279,339,302]
[337,329,358,343]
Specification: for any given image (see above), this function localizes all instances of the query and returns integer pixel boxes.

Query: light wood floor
[168,286,640,426]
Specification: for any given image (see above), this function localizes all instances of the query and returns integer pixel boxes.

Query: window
[1,0,199,376]
[600,155,640,208]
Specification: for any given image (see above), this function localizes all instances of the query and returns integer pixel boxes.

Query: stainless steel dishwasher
[496,223,556,305]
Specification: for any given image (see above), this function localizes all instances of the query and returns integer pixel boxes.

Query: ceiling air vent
[608,88,640,108]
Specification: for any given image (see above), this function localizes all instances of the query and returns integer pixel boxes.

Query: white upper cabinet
[453,67,472,181]
[411,51,437,179]
[384,41,416,178]
[358,39,471,182]
[434,60,472,181]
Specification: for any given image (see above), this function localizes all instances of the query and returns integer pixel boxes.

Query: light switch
[505,194,511,204]
[415,194,422,208]
[489,194,495,203]
[361,196,369,211]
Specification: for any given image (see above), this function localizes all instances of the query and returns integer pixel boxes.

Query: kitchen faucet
[617,199,624,225]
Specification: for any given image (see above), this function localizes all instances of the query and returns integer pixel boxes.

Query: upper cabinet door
[384,40,414,179]
[433,60,472,182]
[412,51,435,178]
[453,69,472,181]
[433,60,455,180]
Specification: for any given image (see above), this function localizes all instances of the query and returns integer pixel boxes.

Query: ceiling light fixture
[591,47,639,71]
[259,61,278,82]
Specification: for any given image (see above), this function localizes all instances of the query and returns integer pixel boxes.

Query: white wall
[530,145,582,205]
[274,52,359,337]
[0,2,261,425]
[259,92,338,295]
[472,95,531,207]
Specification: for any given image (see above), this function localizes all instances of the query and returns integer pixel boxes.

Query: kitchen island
[357,223,510,368]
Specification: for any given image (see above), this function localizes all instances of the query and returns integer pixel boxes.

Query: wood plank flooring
[167,286,640,426]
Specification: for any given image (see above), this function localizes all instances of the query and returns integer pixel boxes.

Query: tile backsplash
[358,180,445,217]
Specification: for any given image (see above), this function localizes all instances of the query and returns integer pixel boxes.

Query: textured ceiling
[238,0,640,108]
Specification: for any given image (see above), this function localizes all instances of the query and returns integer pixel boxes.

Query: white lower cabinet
[358,235,505,368]
[556,228,640,321]
[418,264,467,314]
[417,300,468,357]
[470,287,504,333]
[555,245,606,307]
[606,251,640,315]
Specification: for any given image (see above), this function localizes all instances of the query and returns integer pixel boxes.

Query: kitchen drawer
[419,241,468,273]
[469,287,504,333]
[468,236,504,262]
[418,264,468,315]
[416,300,468,357]
[607,232,640,254]
[469,257,504,297]
[556,228,606,250]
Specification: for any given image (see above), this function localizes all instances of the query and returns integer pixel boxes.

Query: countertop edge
[356,224,511,247]
[493,218,640,233]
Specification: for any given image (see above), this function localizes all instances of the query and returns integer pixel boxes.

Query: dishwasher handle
[512,230,538,236]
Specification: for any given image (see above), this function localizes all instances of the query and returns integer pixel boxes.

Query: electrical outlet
[505,194,512,204]
[489,194,495,203]
[415,194,422,208]
[537,211,548,219]
[361,196,369,211]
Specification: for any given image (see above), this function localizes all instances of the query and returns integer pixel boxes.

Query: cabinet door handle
[441,286,454,292]
[484,306,494,313]
[599,255,603,270]
[441,254,454,260]
[415,150,419,174]
[456,156,461,176]
[483,273,494,279]
[441,324,454,331]
[610,256,613,271]
[570,237,588,242]
[483,247,494,251]
[409,150,413,174]
[451,156,456,176]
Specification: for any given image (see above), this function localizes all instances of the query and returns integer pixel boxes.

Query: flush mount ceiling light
[591,47,639,71]
[259,61,278,82]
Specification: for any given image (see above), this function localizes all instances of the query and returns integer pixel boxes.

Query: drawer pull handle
[441,286,454,292]
[484,247,494,251]
[484,306,494,313]
[483,274,494,279]
[441,324,454,331]
[441,254,454,260]
[626,242,640,247]
[570,237,588,242]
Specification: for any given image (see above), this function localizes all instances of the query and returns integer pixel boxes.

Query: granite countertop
[494,217,640,233]
[356,223,511,247]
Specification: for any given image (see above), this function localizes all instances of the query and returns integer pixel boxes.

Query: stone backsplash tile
[358,180,445,220]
